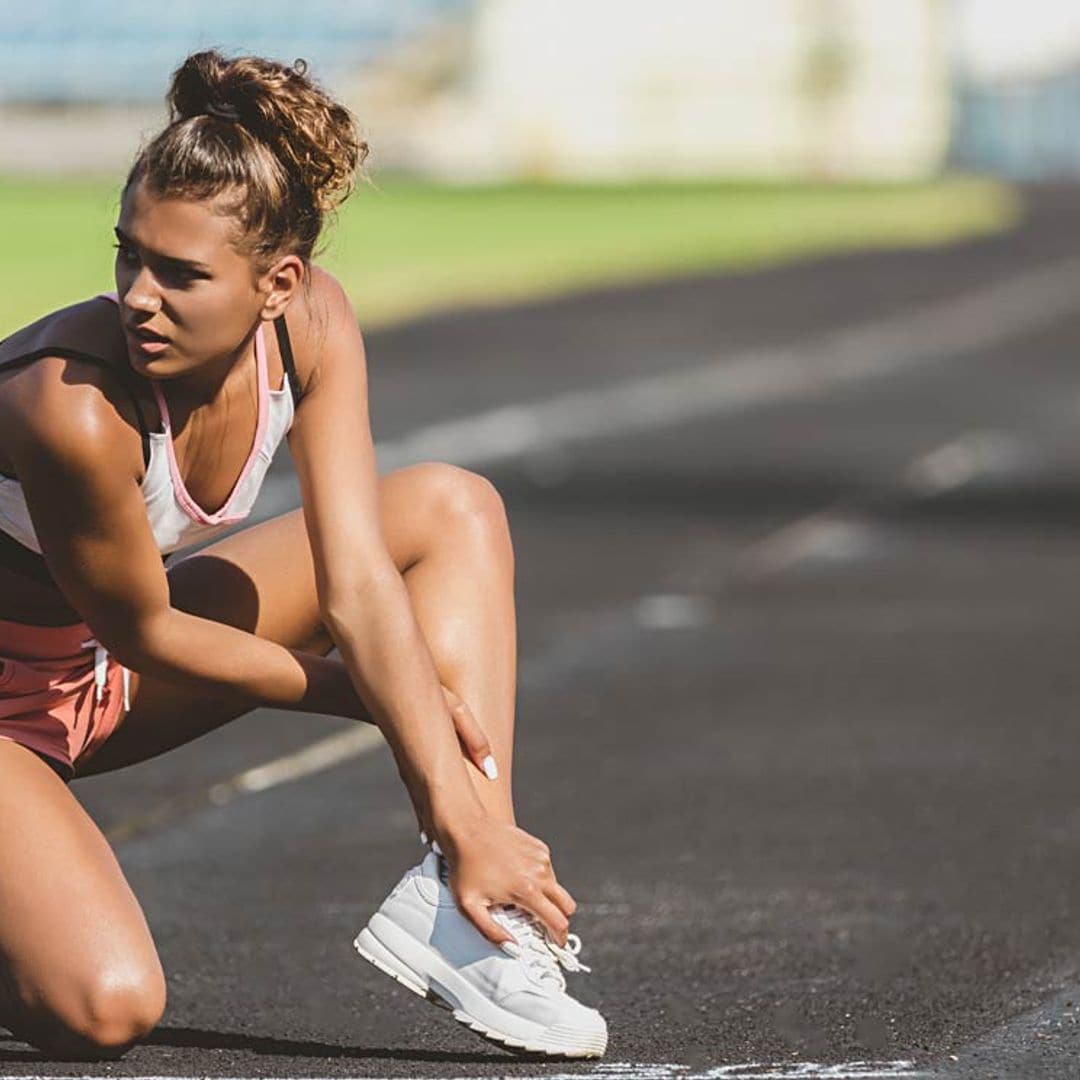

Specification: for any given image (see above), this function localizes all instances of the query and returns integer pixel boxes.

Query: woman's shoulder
[0,294,124,370]
[0,295,141,475]
[281,264,362,392]
[286,264,354,338]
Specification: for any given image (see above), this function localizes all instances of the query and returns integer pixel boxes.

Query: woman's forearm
[109,607,371,721]
[324,573,485,836]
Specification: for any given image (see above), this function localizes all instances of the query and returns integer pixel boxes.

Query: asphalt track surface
[7,185,1080,1079]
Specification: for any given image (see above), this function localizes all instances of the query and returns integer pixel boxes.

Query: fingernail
[419,830,429,846]
[482,754,499,781]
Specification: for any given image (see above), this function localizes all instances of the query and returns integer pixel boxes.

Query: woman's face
[113,177,266,379]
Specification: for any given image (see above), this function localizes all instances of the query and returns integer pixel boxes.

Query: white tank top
[0,291,297,557]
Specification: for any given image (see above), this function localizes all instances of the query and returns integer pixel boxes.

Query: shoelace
[79,638,131,712]
[492,905,591,991]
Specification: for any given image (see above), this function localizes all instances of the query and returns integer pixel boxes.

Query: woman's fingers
[441,686,498,780]
[460,895,514,948]
[547,879,578,920]
[517,889,571,948]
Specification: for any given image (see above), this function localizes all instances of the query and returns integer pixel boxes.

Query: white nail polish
[482,754,499,781]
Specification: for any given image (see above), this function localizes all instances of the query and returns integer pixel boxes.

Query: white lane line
[210,725,383,799]
[901,430,1028,497]
[734,426,1032,581]
[734,512,880,580]
[105,726,384,843]
[634,593,716,630]
[694,1065,923,1078]
[0,1064,925,1080]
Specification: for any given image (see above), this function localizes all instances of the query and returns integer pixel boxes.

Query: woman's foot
[354,851,608,1058]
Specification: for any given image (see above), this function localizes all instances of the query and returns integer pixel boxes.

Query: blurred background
[9,2,1080,1074]
[4,0,1075,330]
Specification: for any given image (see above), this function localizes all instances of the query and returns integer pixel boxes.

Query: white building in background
[388,0,952,181]
[954,0,1080,81]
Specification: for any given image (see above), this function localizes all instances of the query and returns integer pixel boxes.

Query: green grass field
[0,176,1019,336]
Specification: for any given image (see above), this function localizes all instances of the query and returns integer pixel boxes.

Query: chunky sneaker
[354,851,607,1058]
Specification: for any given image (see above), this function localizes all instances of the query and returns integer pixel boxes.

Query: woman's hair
[125,49,367,272]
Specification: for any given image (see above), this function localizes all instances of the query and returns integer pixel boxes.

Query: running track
[6,185,1080,1080]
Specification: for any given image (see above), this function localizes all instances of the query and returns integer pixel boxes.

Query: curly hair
[125,49,368,273]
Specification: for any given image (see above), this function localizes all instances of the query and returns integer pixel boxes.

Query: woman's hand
[408,687,498,857]
[436,812,578,948]
[441,685,497,780]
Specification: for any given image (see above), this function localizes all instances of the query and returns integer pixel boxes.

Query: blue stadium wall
[0,0,471,103]
[951,67,1080,179]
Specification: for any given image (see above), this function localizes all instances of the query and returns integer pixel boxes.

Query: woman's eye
[112,243,200,285]
[161,265,199,286]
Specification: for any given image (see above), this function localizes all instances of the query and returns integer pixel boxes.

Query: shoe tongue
[420,849,445,882]
[500,905,540,937]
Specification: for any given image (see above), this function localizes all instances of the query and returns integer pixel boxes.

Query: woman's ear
[259,253,305,320]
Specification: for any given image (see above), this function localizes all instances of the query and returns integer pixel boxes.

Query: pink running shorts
[0,617,129,780]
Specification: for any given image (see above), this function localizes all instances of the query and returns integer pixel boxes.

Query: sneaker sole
[354,913,607,1059]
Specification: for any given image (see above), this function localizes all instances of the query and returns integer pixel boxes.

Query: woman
[0,50,606,1060]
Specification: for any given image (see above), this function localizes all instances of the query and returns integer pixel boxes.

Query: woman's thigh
[77,463,463,777]
[0,740,164,1054]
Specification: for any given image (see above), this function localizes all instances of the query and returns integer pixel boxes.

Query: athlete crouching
[0,49,605,1060]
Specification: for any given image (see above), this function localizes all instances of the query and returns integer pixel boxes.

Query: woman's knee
[18,963,166,1058]
[411,462,512,550]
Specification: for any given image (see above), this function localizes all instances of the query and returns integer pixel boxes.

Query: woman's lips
[126,329,170,355]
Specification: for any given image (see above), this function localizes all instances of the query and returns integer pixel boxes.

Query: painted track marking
[734,425,1034,581]
[734,512,879,580]
[105,726,383,844]
[0,1062,926,1079]
[901,430,1028,497]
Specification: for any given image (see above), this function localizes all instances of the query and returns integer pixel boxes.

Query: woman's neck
[162,328,257,411]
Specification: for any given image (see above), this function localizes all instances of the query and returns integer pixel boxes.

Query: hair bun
[204,99,242,123]
[130,48,366,267]
[169,50,234,123]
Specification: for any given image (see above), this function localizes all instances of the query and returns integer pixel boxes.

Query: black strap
[0,348,152,467]
[0,525,170,588]
[273,313,303,409]
[0,526,56,587]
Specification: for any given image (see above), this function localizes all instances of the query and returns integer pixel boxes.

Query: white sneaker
[354,851,608,1058]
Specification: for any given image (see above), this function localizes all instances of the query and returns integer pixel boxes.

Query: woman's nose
[123,270,162,313]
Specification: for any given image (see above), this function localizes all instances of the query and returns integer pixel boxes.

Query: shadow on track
[0,1024,533,1065]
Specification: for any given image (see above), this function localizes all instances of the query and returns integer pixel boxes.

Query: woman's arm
[287,270,572,944]
[7,356,362,720]
[286,273,485,832]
